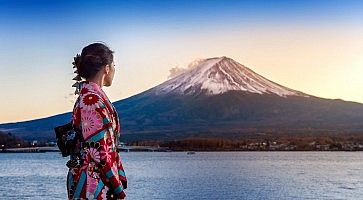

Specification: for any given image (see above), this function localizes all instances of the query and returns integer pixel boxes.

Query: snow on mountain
[152,56,308,97]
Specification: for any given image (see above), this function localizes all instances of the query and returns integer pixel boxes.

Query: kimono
[67,80,127,200]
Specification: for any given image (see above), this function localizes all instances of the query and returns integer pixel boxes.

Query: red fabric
[68,80,127,200]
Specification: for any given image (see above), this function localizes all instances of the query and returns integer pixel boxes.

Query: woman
[67,43,127,200]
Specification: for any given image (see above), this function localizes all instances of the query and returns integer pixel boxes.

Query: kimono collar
[79,80,116,115]
[79,80,107,99]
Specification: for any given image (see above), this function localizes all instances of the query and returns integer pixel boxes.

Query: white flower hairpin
[72,54,83,95]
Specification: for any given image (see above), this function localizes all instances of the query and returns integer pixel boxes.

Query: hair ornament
[72,54,82,95]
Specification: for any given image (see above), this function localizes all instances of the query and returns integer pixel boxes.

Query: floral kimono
[67,80,127,200]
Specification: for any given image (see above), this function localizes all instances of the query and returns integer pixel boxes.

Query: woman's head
[74,42,115,87]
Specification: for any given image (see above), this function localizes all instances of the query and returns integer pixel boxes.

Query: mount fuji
[1,56,363,141]
[153,56,306,97]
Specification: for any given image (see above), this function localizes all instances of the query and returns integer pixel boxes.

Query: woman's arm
[98,127,126,199]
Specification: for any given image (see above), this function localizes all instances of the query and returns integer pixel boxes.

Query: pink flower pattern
[88,147,101,163]
[100,141,112,164]
[81,108,103,139]
[80,93,103,110]
[101,187,109,199]
[86,172,98,199]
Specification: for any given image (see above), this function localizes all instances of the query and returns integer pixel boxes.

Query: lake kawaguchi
[1,152,363,200]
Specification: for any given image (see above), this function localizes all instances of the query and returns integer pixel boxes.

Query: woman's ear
[105,64,110,75]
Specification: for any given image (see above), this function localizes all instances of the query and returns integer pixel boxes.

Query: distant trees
[159,138,248,151]
[130,133,363,151]
[0,131,29,148]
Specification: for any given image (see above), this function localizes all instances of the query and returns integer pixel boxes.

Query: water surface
[1,152,363,199]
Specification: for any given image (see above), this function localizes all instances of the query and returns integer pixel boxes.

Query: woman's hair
[74,43,114,79]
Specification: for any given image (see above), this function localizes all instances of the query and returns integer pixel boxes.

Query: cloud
[167,65,188,79]
[167,58,204,79]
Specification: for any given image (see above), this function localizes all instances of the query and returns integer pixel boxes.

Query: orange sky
[1,1,363,123]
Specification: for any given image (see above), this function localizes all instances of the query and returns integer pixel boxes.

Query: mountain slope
[0,112,72,140]
[115,90,363,141]
[1,56,363,141]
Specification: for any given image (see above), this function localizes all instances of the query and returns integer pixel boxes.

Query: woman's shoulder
[79,92,105,109]
[71,90,105,120]
[78,91,115,119]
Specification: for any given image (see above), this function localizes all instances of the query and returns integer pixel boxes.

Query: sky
[1,0,363,123]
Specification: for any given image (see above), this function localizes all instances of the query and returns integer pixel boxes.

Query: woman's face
[104,61,115,87]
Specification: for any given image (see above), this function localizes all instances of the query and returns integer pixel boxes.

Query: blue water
[1,152,363,199]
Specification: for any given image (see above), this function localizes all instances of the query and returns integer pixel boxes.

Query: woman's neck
[86,76,104,88]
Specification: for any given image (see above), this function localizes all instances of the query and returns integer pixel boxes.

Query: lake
[1,152,363,199]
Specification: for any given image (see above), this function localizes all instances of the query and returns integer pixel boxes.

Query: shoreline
[1,147,363,153]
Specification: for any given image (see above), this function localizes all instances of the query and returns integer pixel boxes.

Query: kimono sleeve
[97,127,126,199]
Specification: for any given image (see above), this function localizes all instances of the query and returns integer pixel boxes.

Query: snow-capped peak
[152,56,307,97]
